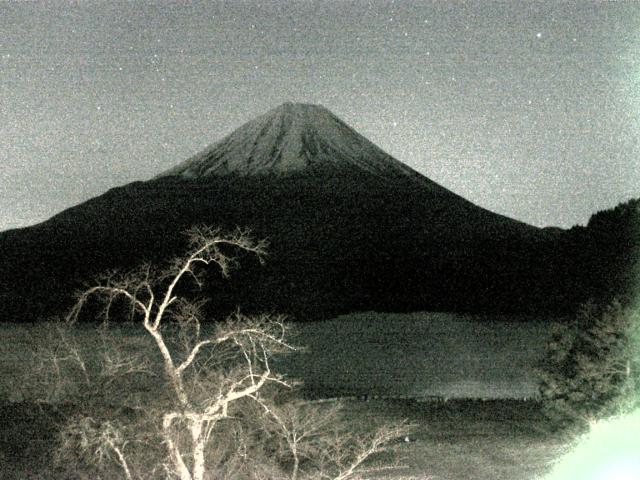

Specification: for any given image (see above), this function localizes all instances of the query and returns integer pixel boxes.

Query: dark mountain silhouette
[1,103,635,322]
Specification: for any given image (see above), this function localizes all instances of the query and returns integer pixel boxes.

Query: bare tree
[44,226,414,479]
[258,399,413,480]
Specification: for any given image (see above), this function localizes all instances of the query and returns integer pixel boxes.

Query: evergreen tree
[538,299,640,430]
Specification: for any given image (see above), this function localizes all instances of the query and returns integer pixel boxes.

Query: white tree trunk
[191,419,206,480]
[163,413,192,480]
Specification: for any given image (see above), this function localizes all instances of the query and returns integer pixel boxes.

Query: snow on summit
[158,103,421,179]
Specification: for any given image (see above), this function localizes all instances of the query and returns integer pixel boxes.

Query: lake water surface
[275,311,555,399]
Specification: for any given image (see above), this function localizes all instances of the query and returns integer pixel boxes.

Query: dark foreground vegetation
[2,299,636,479]
[0,398,565,480]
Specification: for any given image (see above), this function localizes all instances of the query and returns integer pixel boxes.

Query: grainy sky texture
[1,0,639,231]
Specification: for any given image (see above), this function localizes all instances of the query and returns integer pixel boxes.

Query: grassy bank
[0,398,566,480]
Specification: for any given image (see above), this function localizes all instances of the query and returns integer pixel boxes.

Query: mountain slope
[157,102,534,232]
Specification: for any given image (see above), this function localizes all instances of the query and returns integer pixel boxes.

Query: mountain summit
[159,103,421,179]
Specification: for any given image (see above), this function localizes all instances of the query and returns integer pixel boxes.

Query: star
[536,32,542,39]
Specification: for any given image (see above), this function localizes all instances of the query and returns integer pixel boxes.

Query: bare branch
[66,285,150,325]
[176,339,216,375]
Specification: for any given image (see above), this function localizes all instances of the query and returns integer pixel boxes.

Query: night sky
[2,0,639,231]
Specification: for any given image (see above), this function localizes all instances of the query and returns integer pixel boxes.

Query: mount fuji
[1,103,577,322]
